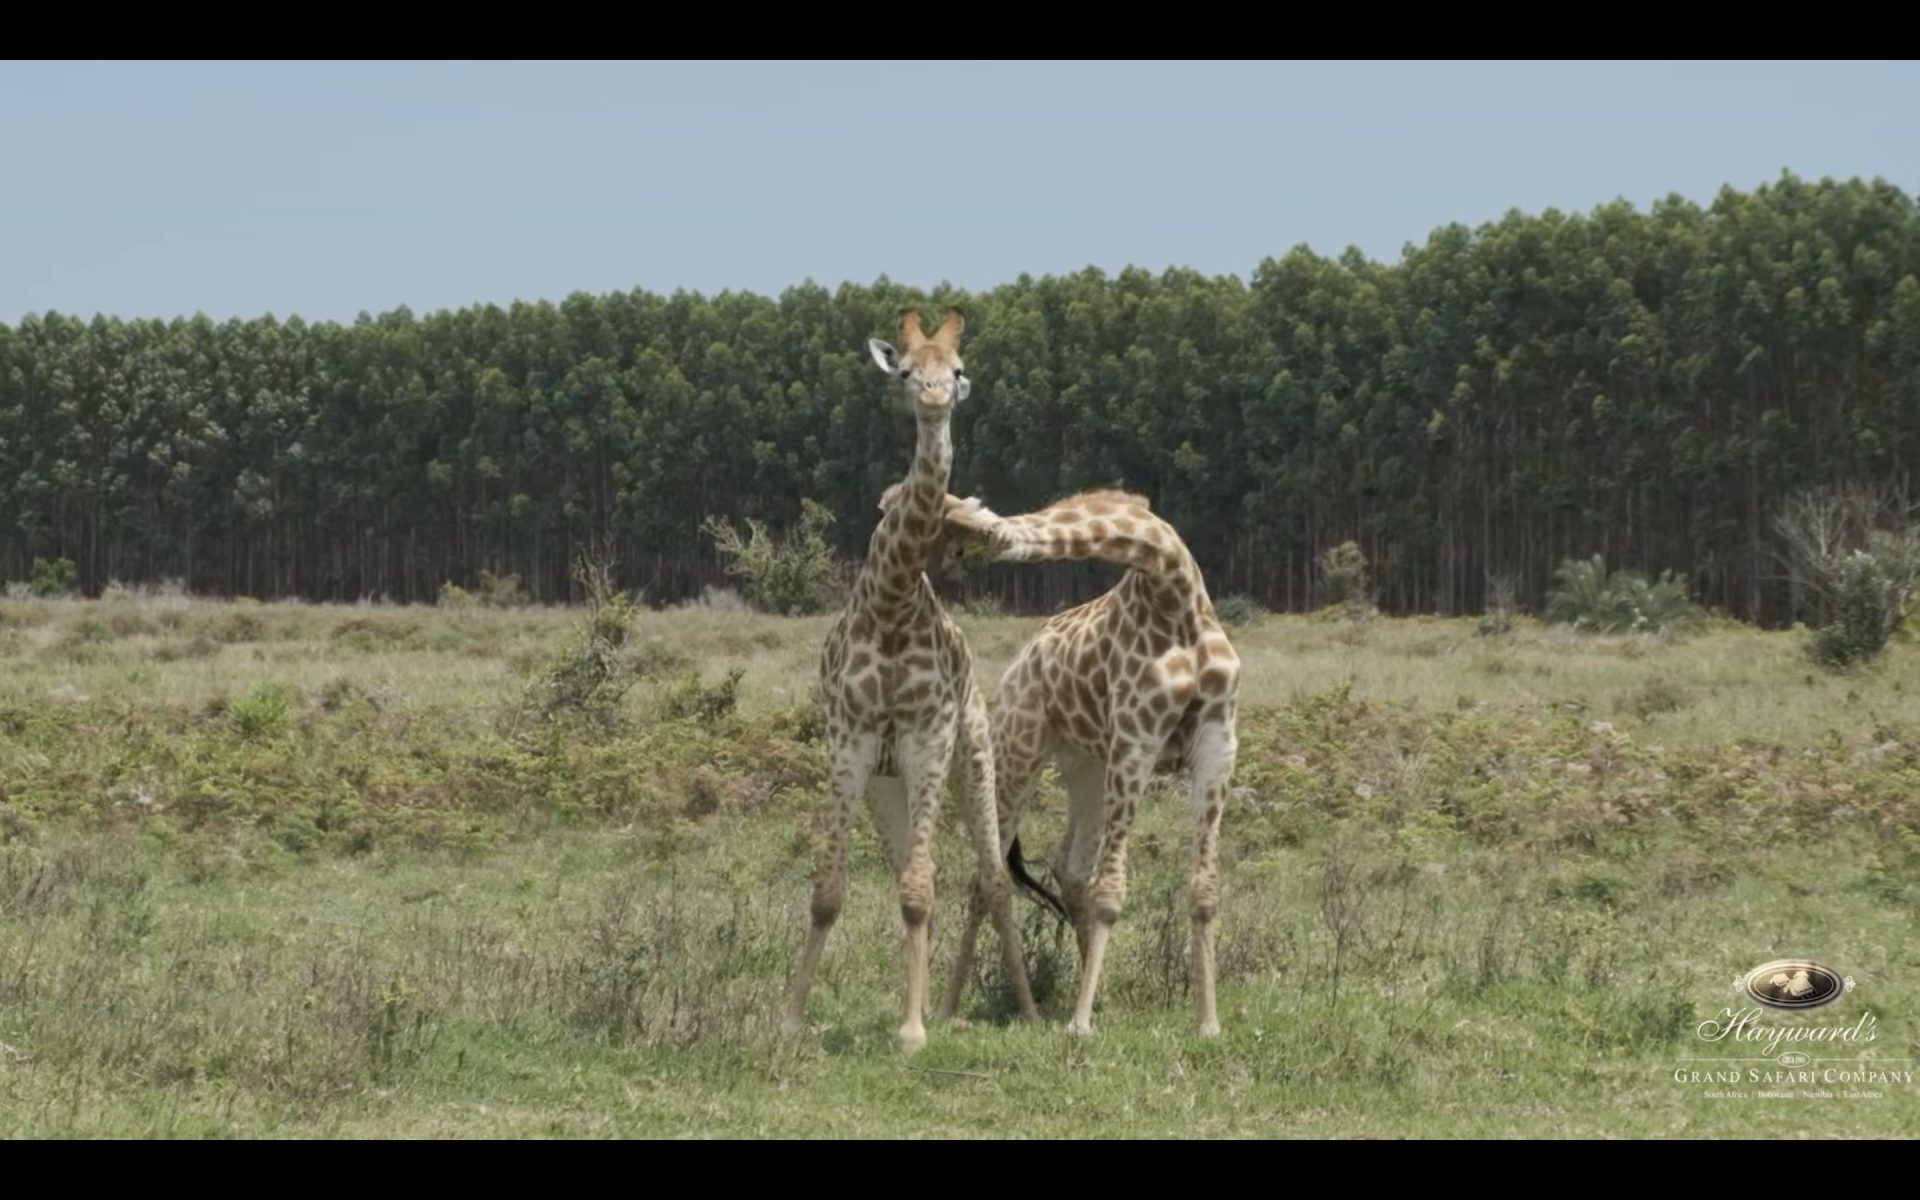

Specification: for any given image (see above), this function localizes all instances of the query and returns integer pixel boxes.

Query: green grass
[2,595,1918,1137]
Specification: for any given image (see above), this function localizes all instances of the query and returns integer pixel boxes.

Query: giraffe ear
[931,308,965,349]
[867,338,901,375]
[898,309,928,350]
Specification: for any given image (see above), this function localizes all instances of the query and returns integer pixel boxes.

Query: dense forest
[4,173,1918,624]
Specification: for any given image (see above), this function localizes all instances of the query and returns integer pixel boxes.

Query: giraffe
[781,309,1040,1051]
[936,489,1240,1037]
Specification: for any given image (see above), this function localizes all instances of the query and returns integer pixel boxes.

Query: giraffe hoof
[898,1023,928,1052]
[1065,1018,1094,1038]
[1197,1020,1222,1039]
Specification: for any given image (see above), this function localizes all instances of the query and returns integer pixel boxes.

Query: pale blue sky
[2,60,1915,323]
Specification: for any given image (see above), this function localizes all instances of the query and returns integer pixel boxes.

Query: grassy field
[2,591,1917,1137]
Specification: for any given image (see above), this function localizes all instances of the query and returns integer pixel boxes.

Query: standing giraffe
[937,489,1240,1037]
[781,309,1040,1051]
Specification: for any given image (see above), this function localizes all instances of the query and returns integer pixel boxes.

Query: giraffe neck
[858,410,952,619]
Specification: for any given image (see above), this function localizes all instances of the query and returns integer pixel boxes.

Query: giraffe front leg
[894,722,956,1052]
[1066,748,1153,1037]
[1188,711,1237,1038]
[783,728,878,1035]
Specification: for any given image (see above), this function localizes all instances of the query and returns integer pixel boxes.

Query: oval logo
[1741,960,1845,1011]
[1778,1051,1810,1067]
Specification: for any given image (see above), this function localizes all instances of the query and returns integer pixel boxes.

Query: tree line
[3,172,1917,625]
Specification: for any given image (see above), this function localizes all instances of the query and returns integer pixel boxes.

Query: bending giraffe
[938,489,1240,1037]
[781,310,1040,1051]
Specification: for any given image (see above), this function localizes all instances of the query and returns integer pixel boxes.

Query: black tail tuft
[1006,836,1068,922]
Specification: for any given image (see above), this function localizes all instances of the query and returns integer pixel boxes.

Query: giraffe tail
[1006,837,1068,923]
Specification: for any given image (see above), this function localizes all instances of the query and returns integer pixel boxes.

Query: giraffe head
[868,309,970,418]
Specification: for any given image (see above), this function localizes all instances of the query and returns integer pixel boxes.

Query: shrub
[700,499,840,616]
[656,669,745,725]
[1625,679,1690,720]
[30,557,77,598]
[437,582,476,609]
[1319,542,1371,613]
[476,570,530,609]
[230,684,293,739]
[1213,593,1268,627]
[1809,537,1920,668]
[1477,572,1521,637]
[1774,487,1920,668]
[1545,555,1699,635]
[525,555,640,729]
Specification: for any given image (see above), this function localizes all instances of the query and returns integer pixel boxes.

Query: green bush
[1545,555,1699,635]
[30,557,77,597]
[476,570,530,609]
[1773,486,1920,667]
[230,684,293,739]
[1319,542,1371,612]
[700,499,840,616]
[525,556,639,729]
[1809,535,1920,667]
[657,668,745,725]
[1477,572,1521,637]
[1213,593,1268,627]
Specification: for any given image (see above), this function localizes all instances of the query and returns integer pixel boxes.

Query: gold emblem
[1738,960,1848,1011]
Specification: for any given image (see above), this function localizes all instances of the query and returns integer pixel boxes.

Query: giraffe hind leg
[784,727,880,1033]
[1186,709,1237,1038]
[938,685,1039,1023]
[1066,744,1154,1037]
